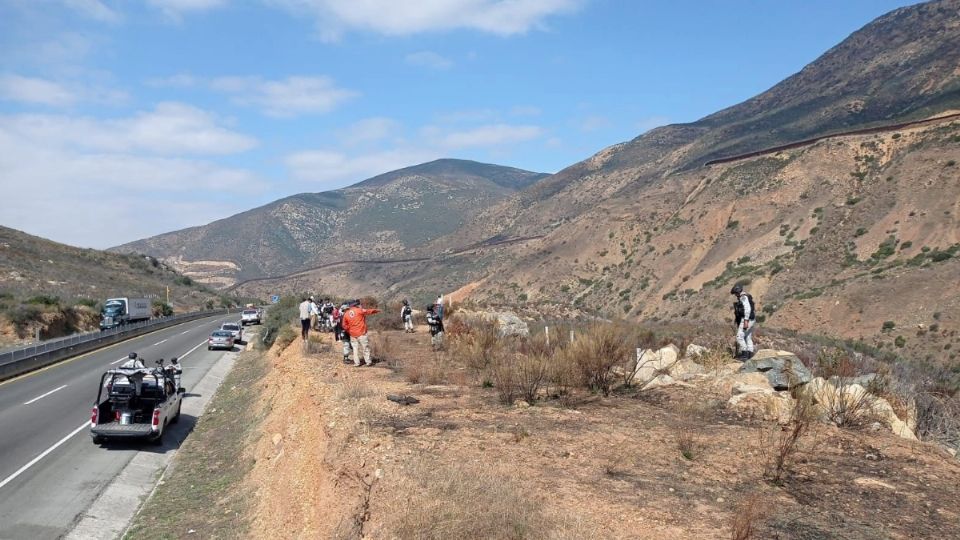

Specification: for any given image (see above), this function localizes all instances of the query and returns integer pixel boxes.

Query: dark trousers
[300,318,310,339]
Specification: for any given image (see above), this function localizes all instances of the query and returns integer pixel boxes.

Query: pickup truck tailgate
[91,422,154,438]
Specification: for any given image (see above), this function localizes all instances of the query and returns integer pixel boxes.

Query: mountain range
[62,0,960,364]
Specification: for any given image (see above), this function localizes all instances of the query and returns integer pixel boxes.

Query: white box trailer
[100,297,152,330]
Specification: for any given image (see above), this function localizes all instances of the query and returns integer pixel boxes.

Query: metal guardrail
[0,309,232,381]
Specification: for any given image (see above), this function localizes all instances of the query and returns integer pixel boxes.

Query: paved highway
[0,312,247,539]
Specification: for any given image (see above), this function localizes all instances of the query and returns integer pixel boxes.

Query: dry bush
[369,332,401,368]
[490,351,520,405]
[379,459,553,539]
[447,317,502,378]
[730,492,764,540]
[273,324,297,352]
[914,393,960,451]
[815,348,880,427]
[675,401,706,461]
[566,323,632,396]
[760,396,816,484]
[304,333,329,355]
[489,350,549,405]
[443,314,471,337]
[696,338,736,375]
[336,379,376,401]
[404,354,451,386]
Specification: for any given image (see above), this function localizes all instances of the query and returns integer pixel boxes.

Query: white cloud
[210,75,356,117]
[147,0,227,19]
[338,117,399,146]
[62,0,122,23]
[284,148,440,188]
[404,51,453,70]
[0,74,77,106]
[2,103,257,155]
[510,105,541,117]
[579,114,611,132]
[269,0,582,40]
[424,123,544,149]
[0,118,267,249]
[145,73,199,88]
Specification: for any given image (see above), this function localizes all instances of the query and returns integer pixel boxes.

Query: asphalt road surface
[0,312,250,540]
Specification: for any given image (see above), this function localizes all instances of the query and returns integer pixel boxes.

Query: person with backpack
[426,304,444,349]
[731,284,757,359]
[333,302,352,363]
[342,299,380,366]
[401,299,414,333]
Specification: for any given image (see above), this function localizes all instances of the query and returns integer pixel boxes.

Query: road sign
[271,295,280,304]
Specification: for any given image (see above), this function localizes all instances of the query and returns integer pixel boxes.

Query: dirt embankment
[240,328,960,539]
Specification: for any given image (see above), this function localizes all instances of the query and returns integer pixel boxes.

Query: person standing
[401,299,414,333]
[333,302,352,363]
[426,305,444,349]
[731,284,757,359]
[308,296,320,330]
[298,297,311,340]
[342,300,380,366]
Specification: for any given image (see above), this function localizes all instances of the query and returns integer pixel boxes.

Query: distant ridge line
[703,111,960,167]
[224,234,544,293]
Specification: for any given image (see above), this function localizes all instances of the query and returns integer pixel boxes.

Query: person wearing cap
[401,299,414,333]
[730,284,757,359]
[342,299,380,366]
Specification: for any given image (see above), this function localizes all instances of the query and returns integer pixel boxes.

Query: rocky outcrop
[739,350,813,390]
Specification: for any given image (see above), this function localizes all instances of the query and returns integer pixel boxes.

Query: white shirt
[299,301,310,319]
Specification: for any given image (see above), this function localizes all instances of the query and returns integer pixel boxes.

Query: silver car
[220,322,243,343]
[208,330,235,351]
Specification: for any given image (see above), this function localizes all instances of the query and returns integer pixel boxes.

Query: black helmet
[730,284,743,295]
[128,352,138,359]
[402,299,409,306]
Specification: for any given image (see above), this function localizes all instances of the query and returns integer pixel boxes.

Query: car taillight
[152,409,161,427]
[91,407,98,426]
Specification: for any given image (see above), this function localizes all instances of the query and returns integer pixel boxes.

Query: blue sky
[0,0,915,248]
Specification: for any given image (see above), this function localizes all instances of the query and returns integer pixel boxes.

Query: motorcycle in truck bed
[90,353,185,445]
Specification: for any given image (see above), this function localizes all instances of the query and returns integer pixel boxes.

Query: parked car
[208,330,236,350]
[241,309,261,325]
[221,322,243,343]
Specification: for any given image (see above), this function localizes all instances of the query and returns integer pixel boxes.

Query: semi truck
[100,297,152,330]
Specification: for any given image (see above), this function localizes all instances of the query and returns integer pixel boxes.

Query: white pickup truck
[90,354,184,445]
[241,309,261,325]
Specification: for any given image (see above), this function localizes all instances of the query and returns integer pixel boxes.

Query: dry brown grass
[759,395,816,485]
[565,323,632,396]
[729,492,764,540]
[378,459,554,540]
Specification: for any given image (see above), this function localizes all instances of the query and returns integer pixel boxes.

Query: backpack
[734,293,757,322]
[402,305,412,318]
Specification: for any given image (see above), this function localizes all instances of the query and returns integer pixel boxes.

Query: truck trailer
[100,297,152,330]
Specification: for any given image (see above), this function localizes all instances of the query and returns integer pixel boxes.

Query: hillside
[0,225,225,345]
[233,0,960,366]
[114,159,548,287]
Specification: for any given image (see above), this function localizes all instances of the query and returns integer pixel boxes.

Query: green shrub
[7,305,44,325]
[946,160,957,167]
[894,335,906,348]
[727,220,740,230]
[25,295,60,306]
[854,227,868,237]
[899,241,913,250]
[882,321,896,331]
[174,275,194,287]
[74,298,98,309]
[262,296,301,346]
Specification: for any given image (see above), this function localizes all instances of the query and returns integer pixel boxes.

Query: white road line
[1,336,215,493]
[178,340,208,362]
[23,385,68,405]
[153,339,167,346]
[0,422,88,491]
[180,330,190,335]
[110,357,127,365]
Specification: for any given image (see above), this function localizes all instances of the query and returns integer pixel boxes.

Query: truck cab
[100,297,151,330]
[90,354,184,445]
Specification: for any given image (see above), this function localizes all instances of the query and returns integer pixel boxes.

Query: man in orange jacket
[342,300,380,366]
